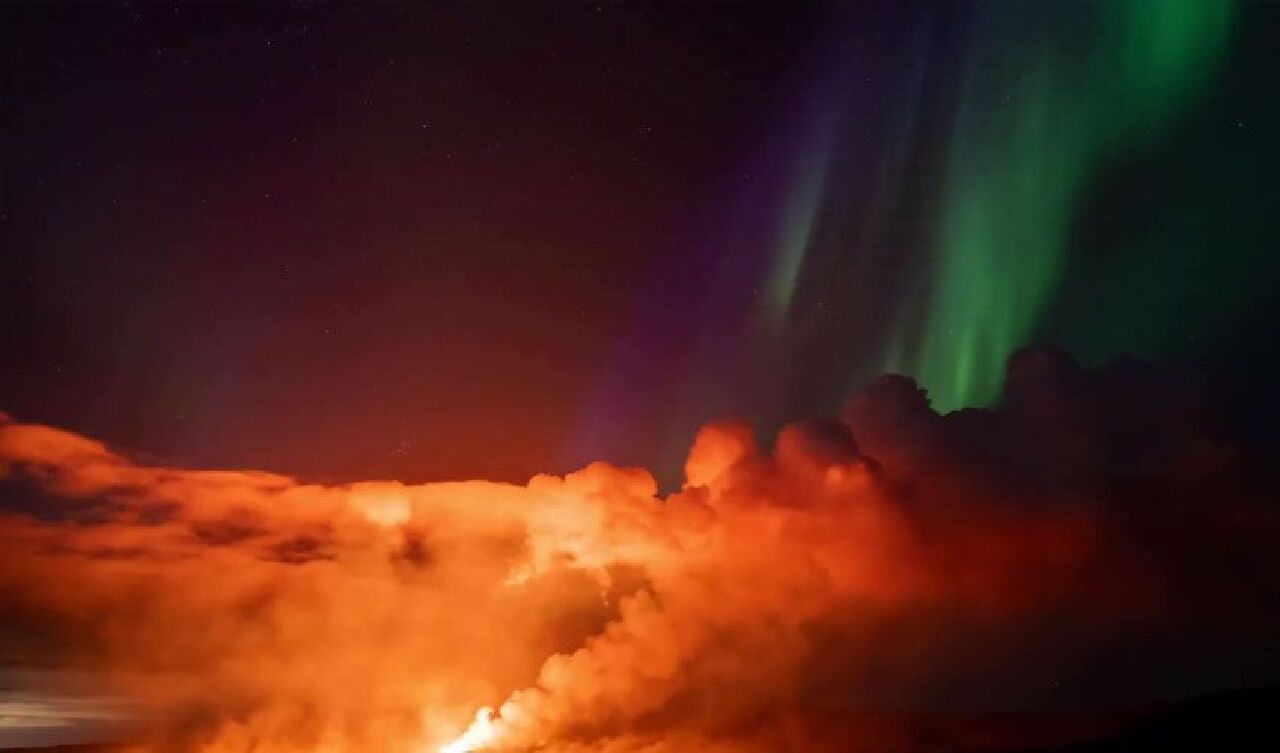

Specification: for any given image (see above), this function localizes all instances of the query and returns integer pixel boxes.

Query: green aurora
[883,0,1236,411]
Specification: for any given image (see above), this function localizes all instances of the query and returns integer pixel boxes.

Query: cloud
[1,349,1277,752]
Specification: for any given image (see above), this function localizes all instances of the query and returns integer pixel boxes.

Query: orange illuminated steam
[438,707,497,753]
[1,391,1267,753]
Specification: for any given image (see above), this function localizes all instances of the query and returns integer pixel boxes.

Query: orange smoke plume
[2,352,1277,752]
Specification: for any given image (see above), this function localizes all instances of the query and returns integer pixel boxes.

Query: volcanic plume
[1,350,1277,752]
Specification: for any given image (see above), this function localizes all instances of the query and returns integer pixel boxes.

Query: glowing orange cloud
[2,354,1277,752]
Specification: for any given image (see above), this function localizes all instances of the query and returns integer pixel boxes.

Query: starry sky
[4,0,1278,487]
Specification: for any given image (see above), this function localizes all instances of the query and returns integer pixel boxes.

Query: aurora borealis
[5,1,1278,484]
[567,0,1279,480]
[3,2,1280,751]
[746,0,1242,413]
[883,0,1237,410]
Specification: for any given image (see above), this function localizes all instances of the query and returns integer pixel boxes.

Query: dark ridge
[1040,682,1280,753]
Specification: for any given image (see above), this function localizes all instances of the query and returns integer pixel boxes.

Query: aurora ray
[883,0,1235,411]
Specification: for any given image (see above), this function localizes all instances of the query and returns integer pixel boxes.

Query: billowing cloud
[1,350,1277,752]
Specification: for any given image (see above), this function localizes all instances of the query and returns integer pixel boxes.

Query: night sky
[4,0,1278,487]
[4,3,1280,751]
